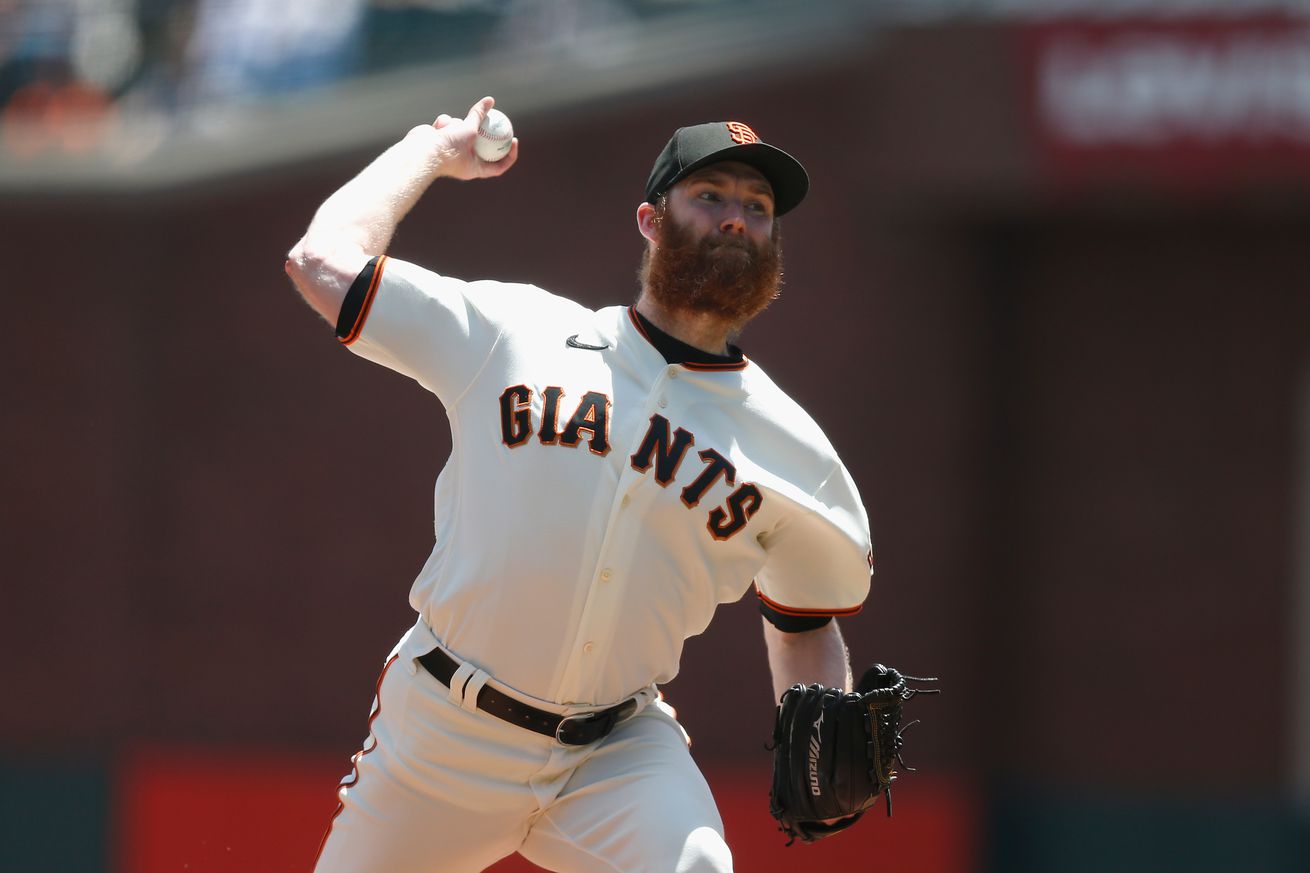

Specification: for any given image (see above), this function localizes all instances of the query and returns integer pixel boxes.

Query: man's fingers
[434,113,454,129]
[496,138,520,173]
[479,138,519,177]
[464,95,494,130]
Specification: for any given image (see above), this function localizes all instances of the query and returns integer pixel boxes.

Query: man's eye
[698,191,721,202]
[747,202,769,214]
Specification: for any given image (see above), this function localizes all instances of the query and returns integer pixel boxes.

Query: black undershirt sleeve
[759,598,833,633]
[335,256,382,341]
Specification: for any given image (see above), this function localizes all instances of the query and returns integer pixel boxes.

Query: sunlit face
[637,162,784,328]
[664,161,776,249]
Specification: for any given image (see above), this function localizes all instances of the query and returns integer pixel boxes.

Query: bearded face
[638,200,783,327]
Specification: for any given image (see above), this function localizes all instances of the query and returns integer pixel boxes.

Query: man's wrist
[404,123,451,179]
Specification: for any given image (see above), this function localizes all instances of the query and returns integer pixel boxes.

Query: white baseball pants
[313,624,733,873]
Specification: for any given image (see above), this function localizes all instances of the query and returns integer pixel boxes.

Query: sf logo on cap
[725,122,759,145]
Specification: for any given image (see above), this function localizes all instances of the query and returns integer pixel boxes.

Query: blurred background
[3,0,1310,870]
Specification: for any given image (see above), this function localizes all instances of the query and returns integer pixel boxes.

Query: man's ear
[636,202,659,243]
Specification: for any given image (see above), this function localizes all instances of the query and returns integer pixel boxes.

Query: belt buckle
[554,711,602,746]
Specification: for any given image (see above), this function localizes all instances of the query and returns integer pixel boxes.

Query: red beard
[639,209,783,326]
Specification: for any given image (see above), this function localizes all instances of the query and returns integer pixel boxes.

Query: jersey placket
[554,364,682,705]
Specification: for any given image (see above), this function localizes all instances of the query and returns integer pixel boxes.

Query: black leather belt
[417,648,638,746]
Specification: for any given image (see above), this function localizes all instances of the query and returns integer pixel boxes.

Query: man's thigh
[519,700,733,873]
[314,653,559,873]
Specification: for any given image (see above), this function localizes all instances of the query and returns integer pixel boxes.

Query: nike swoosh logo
[566,335,610,351]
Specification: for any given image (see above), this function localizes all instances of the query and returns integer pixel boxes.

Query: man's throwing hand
[428,96,520,181]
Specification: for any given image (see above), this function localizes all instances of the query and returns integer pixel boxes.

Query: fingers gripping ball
[767,664,939,845]
[476,108,514,162]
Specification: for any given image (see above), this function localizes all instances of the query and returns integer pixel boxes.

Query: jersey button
[620,495,631,508]
[600,568,613,582]
[583,642,595,654]
[667,367,679,379]
[657,397,668,408]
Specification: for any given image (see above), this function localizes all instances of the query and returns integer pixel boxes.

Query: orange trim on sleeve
[755,584,863,618]
[339,255,388,346]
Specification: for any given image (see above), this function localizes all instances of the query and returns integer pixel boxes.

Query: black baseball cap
[644,121,809,216]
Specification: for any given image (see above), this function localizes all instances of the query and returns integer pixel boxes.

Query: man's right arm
[284,96,519,324]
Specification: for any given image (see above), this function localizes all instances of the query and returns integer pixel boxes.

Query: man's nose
[719,208,746,235]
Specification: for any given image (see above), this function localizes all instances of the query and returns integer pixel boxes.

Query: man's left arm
[761,617,853,702]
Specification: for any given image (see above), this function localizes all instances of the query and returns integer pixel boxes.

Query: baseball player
[285,97,873,873]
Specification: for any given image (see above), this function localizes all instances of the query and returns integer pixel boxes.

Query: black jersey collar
[627,308,748,371]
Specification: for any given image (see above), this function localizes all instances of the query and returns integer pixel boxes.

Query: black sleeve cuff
[759,598,833,633]
[336,255,385,344]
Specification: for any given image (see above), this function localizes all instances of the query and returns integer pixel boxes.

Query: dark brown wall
[970,214,1309,792]
[4,24,1307,799]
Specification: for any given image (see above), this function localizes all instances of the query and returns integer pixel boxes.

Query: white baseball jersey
[339,255,873,707]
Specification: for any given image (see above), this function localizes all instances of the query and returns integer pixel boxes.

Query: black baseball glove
[768,664,937,844]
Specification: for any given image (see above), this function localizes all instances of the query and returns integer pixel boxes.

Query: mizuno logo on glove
[808,709,824,796]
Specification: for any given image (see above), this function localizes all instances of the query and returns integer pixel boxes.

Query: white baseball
[475,108,514,162]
